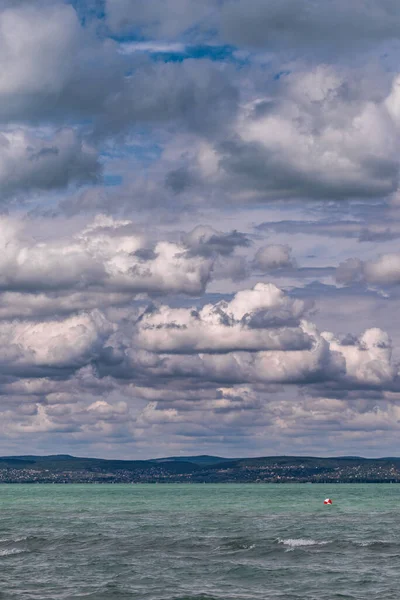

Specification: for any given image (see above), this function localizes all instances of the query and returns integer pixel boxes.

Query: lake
[0,483,398,599]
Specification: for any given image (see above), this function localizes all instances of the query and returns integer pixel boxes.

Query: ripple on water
[0,483,398,600]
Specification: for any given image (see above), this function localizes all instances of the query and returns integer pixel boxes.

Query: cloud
[219,0,400,55]
[0,2,239,145]
[0,128,99,199]
[0,2,123,123]
[183,225,251,257]
[256,219,400,243]
[209,66,400,202]
[0,310,113,372]
[135,283,313,353]
[0,291,132,320]
[112,283,345,388]
[106,0,400,61]
[0,274,389,394]
[0,214,215,299]
[322,328,395,386]
[105,0,215,37]
[253,244,296,270]
[0,275,395,456]
[97,58,239,138]
[149,65,400,209]
[0,0,399,458]
[119,42,187,54]
[336,254,400,285]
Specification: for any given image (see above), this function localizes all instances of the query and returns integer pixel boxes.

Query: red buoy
[324,498,332,505]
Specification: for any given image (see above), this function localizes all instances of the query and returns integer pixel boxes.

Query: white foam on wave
[213,543,256,552]
[277,538,328,550]
[357,540,390,547]
[0,547,26,557]
[242,543,256,551]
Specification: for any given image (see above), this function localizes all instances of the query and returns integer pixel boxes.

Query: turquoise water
[0,483,399,599]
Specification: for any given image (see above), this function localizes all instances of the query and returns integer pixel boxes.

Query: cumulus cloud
[202,66,400,202]
[0,310,113,372]
[135,283,312,353]
[147,65,400,210]
[0,275,395,456]
[336,254,400,285]
[0,0,398,457]
[322,328,395,386]
[253,244,296,270]
[0,214,215,298]
[132,324,342,386]
[183,225,251,257]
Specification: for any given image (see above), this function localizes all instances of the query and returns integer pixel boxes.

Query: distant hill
[150,455,235,466]
[0,454,399,483]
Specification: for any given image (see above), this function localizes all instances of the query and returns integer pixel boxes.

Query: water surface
[0,483,398,599]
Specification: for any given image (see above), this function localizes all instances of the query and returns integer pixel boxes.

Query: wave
[0,536,28,543]
[0,547,27,557]
[276,537,400,554]
[213,539,256,553]
[173,596,221,600]
[352,540,398,550]
[277,538,328,549]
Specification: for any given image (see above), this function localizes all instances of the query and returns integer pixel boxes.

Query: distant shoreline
[0,480,399,485]
[0,453,399,484]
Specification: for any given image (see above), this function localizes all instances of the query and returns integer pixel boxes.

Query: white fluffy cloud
[128,283,398,388]
[323,328,395,386]
[337,253,400,286]
[187,66,400,202]
[0,215,214,298]
[135,283,312,353]
[0,310,113,370]
[0,275,395,456]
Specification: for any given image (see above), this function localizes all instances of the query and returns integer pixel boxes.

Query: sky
[2,0,400,459]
